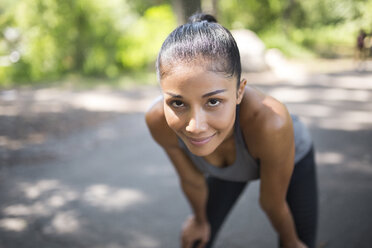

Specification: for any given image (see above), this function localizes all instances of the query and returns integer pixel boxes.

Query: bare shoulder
[240,86,291,131]
[239,87,293,157]
[262,93,292,134]
[145,97,179,149]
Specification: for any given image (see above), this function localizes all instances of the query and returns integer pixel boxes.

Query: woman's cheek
[165,109,184,131]
[211,106,235,129]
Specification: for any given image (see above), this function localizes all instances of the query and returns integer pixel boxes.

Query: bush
[0,0,176,86]
[218,0,372,58]
[117,5,176,70]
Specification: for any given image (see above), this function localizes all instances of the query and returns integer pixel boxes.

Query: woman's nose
[185,110,207,133]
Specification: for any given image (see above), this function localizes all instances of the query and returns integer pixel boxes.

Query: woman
[145,13,318,248]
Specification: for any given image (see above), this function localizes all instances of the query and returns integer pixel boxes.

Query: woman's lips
[187,134,216,146]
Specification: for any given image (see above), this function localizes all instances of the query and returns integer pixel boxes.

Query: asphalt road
[0,61,371,248]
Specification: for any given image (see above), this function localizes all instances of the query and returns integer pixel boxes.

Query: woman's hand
[295,240,308,248]
[181,215,210,248]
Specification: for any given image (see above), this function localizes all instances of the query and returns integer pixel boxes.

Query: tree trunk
[202,0,218,18]
[282,0,295,35]
[172,0,202,25]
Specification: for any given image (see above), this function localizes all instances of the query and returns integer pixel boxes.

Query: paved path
[0,60,371,247]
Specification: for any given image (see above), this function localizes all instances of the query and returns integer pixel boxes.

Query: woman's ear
[236,79,247,104]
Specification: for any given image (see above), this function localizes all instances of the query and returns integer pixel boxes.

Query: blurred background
[0,0,372,86]
[0,0,372,248]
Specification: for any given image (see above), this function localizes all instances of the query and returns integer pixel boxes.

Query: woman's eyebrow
[202,89,227,98]
[165,92,182,98]
[165,89,227,98]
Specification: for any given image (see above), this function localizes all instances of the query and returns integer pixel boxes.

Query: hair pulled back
[156,13,241,86]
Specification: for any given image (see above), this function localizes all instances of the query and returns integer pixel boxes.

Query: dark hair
[156,13,241,86]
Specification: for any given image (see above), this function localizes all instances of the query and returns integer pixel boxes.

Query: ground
[0,59,371,248]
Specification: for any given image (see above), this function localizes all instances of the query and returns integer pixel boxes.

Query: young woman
[145,13,318,248]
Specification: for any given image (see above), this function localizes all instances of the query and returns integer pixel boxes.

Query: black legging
[193,147,318,248]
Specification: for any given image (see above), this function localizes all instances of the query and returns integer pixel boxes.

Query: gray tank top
[178,107,312,182]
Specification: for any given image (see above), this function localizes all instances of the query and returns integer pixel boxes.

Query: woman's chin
[186,143,215,157]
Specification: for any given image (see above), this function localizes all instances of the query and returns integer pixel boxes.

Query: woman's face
[161,64,245,157]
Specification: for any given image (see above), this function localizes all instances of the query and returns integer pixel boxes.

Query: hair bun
[188,13,217,23]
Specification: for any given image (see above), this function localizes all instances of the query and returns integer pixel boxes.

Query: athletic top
[178,106,312,182]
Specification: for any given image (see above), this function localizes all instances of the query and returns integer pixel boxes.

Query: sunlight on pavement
[0,133,46,151]
[128,231,161,248]
[4,180,79,218]
[32,88,160,113]
[316,152,344,165]
[12,180,147,215]
[290,104,333,118]
[301,113,372,131]
[92,242,126,248]
[0,61,371,246]
[4,202,52,216]
[69,92,156,113]
[19,179,62,199]
[269,87,371,103]
[269,60,307,84]
[0,218,27,232]
[43,210,81,234]
[2,179,149,237]
[347,162,372,174]
[319,75,372,90]
[0,105,19,116]
[47,194,71,208]
[71,92,133,112]
[266,81,372,131]
[83,184,147,211]
[316,151,372,174]
[269,88,313,102]
[260,64,372,132]
[0,136,23,150]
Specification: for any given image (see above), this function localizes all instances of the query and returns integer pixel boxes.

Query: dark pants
[193,147,318,248]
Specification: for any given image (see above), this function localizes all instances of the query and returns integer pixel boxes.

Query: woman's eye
[207,99,221,107]
[171,100,184,108]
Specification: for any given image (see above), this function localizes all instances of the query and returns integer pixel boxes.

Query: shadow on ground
[0,63,371,248]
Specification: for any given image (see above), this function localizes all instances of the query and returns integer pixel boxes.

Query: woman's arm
[145,98,208,223]
[165,147,208,224]
[241,87,306,248]
[165,147,211,248]
[249,111,305,248]
[145,99,210,248]
[257,116,301,248]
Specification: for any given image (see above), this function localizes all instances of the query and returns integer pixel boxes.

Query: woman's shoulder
[145,96,179,149]
[240,86,291,130]
[239,87,293,154]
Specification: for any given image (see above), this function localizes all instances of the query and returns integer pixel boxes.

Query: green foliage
[1,0,372,86]
[0,0,176,86]
[218,0,306,32]
[128,0,172,15]
[0,0,129,83]
[117,5,176,70]
[260,30,315,58]
[218,0,372,58]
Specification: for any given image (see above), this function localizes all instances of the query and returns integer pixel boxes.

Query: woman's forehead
[160,67,236,98]
[163,61,236,80]
[159,56,234,79]
[161,66,233,87]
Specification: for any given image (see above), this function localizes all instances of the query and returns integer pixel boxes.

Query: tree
[202,0,219,18]
[172,0,201,24]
